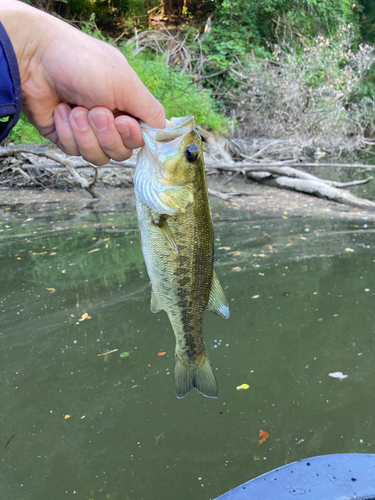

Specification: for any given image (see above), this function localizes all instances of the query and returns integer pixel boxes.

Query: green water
[1,197,375,500]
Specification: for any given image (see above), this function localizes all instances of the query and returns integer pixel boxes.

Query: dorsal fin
[207,271,230,319]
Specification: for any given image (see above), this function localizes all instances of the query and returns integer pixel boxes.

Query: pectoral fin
[207,271,230,319]
[156,216,178,255]
[160,185,195,214]
[150,289,163,313]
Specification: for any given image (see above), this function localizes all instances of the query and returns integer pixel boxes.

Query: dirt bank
[1,177,374,221]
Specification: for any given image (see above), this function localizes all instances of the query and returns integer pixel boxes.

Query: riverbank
[1,177,375,221]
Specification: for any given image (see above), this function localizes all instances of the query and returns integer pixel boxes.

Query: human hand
[1,1,165,165]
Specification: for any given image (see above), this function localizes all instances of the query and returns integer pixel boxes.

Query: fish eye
[185,144,200,162]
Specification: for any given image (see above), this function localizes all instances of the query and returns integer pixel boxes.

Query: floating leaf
[157,352,166,356]
[46,288,55,293]
[232,266,242,272]
[236,384,249,390]
[345,248,355,252]
[79,312,91,321]
[49,252,57,256]
[120,352,129,358]
[251,295,259,299]
[64,415,71,419]
[329,372,348,379]
[257,430,269,446]
[80,416,85,419]
[88,248,100,254]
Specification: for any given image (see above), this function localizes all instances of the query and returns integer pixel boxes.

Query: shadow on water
[1,196,375,500]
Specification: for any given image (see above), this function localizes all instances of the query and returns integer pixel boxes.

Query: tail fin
[174,355,218,399]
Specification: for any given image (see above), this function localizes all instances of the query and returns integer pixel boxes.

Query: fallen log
[1,144,374,208]
[248,171,375,210]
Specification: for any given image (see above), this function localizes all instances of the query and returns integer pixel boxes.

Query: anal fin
[207,270,230,319]
[150,289,163,313]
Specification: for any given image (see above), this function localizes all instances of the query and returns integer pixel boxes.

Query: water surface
[1,195,374,500]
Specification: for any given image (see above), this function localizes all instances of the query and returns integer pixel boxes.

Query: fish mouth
[134,115,198,215]
[140,114,195,142]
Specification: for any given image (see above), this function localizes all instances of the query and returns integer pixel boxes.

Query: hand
[1,1,165,165]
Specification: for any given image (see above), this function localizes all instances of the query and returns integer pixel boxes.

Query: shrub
[8,113,49,145]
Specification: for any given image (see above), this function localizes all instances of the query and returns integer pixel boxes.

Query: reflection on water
[1,198,375,500]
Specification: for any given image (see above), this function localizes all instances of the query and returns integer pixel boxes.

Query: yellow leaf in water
[64,415,71,419]
[345,248,355,252]
[88,248,100,254]
[286,242,293,247]
[236,384,250,390]
[282,216,288,219]
[62,270,66,274]
[46,288,55,293]
[258,254,267,258]
[79,312,91,321]
[232,251,241,256]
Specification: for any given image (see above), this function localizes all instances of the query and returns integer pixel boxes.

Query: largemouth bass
[134,115,229,399]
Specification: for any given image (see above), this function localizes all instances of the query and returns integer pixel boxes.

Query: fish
[134,115,230,399]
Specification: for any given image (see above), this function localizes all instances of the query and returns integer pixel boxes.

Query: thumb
[118,65,166,129]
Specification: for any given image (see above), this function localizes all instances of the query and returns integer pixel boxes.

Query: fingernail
[90,110,108,131]
[117,120,131,139]
[72,111,89,131]
[57,105,69,121]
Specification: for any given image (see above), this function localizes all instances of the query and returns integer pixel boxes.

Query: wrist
[0,0,53,83]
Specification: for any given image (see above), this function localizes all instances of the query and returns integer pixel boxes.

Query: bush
[226,24,375,141]
[121,45,228,133]
[8,113,49,145]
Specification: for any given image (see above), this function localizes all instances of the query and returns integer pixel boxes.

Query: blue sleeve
[0,21,22,142]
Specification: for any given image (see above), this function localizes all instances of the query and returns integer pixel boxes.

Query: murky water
[1,196,375,500]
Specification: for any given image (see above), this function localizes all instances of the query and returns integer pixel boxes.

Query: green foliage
[8,113,49,145]
[121,46,228,132]
[201,0,359,70]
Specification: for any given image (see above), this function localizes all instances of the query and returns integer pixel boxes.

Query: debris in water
[46,288,55,293]
[236,384,249,390]
[232,266,242,272]
[257,430,269,446]
[329,372,348,379]
[345,248,355,252]
[79,312,91,321]
[97,349,118,357]
[64,415,71,419]
[157,352,166,356]
[120,352,129,358]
